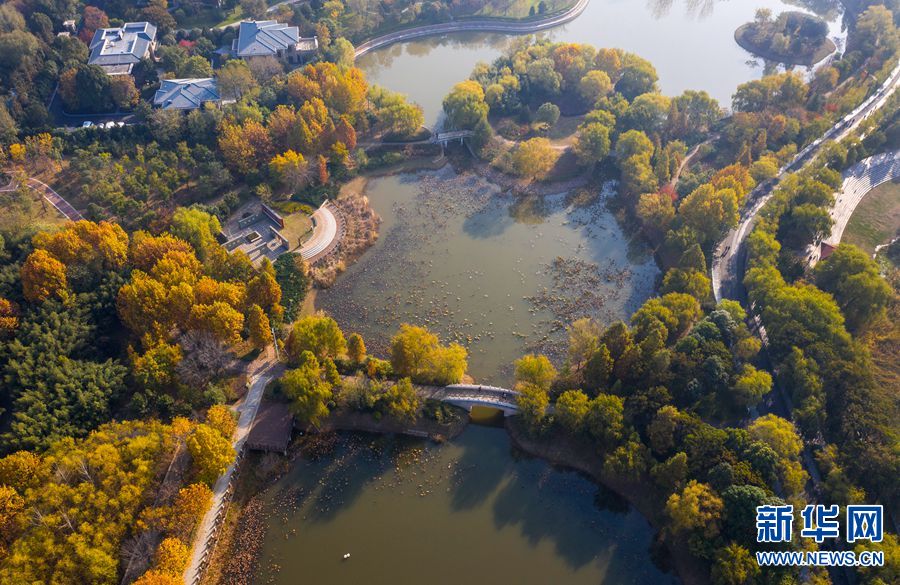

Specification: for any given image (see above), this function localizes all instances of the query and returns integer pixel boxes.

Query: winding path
[806,149,900,266]
[353,0,591,59]
[0,177,84,221]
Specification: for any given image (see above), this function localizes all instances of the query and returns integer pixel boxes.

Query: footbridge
[431,130,474,145]
[429,384,520,416]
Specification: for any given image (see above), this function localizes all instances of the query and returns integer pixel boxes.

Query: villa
[87,22,157,76]
[231,20,318,65]
[153,78,221,110]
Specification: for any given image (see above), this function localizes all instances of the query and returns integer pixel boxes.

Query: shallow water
[252,427,678,585]
[317,167,658,384]
[357,0,846,123]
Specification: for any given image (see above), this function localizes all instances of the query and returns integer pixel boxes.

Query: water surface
[318,167,658,384]
[358,0,846,123]
[253,427,678,585]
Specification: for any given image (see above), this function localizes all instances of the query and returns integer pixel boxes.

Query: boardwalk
[183,355,279,585]
[0,177,84,221]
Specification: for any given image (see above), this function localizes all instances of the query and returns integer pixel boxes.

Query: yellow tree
[153,538,189,576]
[347,332,366,364]
[205,404,237,440]
[0,297,18,332]
[247,303,273,348]
[188,302,245,344]
[20,249,68,302]
[511,138,558,179]
[186,424,235,485]
[270,150,308,192]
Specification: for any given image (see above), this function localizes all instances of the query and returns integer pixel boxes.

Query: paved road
[0,177,84,221]
[712,60,900,303]
[354,0,590,58]
[184,354,278,585]
[806,149,900,266]
[299,201,340,264]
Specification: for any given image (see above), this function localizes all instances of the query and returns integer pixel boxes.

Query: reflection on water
[253,427,678,585]
[317,167,658,385]
[357,0,846,123]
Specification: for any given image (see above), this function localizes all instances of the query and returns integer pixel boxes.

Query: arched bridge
[430,384,520,416]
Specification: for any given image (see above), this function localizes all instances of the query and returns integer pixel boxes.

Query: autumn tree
[247,304,273,348]
[269,150,309,192]
[390,324,468,385]
[281,351,333,427]
[205,404,237,439]
[665,480,723,538]
[187,423,235,485]
[286,313,346,361]
[510,138,558,179]
[347,332,366,364]
[20,249,68,302]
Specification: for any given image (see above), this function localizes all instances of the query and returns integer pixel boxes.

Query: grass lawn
[280,211,313,250]
[843,180,900,254]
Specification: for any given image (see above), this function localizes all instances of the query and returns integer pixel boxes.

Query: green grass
[843,180,900,254]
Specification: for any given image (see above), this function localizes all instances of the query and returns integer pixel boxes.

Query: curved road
[806,149,900,266]
[354,0,590,58]
[712,59,900,303]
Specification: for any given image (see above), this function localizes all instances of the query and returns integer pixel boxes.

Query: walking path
[806,149,900,266]
[353,0,590,58]
[0,176,84,221]
[183,353,279,585]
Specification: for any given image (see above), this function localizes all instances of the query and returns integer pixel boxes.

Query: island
[735,9,836,66]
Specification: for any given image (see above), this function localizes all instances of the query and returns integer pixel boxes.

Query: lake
[252,427,678,585]
[317,167,659,385]
[357,0,846,123]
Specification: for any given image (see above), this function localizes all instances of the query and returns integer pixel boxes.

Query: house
[153,78,221,110]
[231,20,317,65]
[88,22,157,76]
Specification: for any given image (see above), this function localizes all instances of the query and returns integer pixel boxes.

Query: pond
[252,427,678,585]
[317,167,658,385]
[357,0,846,124]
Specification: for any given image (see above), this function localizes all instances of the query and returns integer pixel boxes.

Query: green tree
[731,364,772,408]
[573,122,611,166]
[281,351,333,427]
[585,393,624,447]
[555,389,590,432]
[814,244,891,331]
[442,80,488,130]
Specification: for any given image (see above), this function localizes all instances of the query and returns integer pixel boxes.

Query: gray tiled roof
[233,20,301,57]
[88,22,156,72]
[153,78,220,110]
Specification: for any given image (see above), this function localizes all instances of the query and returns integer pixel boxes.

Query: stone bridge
[426,384,520,416]
[431,130,474,145]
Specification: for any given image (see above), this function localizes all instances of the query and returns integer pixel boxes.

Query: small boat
[342,553,351,560]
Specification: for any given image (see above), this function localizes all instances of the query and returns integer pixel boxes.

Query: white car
[81,121,93,128]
